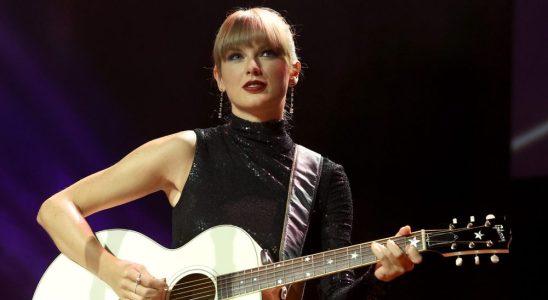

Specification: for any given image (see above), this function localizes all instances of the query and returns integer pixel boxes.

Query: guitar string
[169,285,216,299]
[169,292,216,300]
[175,233,480,297]
[168,239,399,297]
[167,237,406,299]
[167,226,496,298]
[168,249,381,300]
[172,232,435,296]
[213,231,419,289]
[168,281,215,296]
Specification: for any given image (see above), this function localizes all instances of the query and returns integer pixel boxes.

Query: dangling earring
[218,90,224,119]
[289,86,295,114]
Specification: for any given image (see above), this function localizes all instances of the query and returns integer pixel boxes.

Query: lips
[242,80,267,93]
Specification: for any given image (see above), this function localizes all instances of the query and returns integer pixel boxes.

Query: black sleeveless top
[172,114,294,257]
[171,114,384,299]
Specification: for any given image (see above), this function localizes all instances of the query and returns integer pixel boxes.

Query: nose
[246,58,262,76]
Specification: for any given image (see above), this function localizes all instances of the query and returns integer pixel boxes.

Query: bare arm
[36,130,196,299]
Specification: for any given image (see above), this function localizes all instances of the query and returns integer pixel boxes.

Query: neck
[231,104,285,123]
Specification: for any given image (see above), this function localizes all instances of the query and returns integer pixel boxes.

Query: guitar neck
[216,231,426,299]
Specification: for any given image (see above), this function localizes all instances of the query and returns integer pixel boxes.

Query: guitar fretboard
[216,231,425,299]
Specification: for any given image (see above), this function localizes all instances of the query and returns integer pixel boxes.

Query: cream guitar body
[33,225,264,300]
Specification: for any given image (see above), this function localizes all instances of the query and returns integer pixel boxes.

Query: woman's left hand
[371,225,423,282]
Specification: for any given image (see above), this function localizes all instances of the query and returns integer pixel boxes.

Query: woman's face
[214,42,300,122]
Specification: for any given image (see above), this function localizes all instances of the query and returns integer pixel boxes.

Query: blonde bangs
[213,8,296,69]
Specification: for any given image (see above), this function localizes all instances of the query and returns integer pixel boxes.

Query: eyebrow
[225,46,243,53]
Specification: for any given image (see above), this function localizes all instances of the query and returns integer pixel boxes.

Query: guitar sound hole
[168,273,216,300]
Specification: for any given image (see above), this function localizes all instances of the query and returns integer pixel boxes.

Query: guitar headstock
[425,214,511,266]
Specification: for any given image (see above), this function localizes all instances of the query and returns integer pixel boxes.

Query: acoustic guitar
[33,214,511,299]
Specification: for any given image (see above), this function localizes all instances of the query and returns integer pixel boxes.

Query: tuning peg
[455,256,463,267]
[449,218,457,230]
[485,214,495,227]
[490,254,500,264]
[474,255,480,265]
[467,216,475,228]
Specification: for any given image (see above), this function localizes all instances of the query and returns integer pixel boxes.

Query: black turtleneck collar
[226,113,294,154]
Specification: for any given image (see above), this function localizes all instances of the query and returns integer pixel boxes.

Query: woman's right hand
[104,259,168,300]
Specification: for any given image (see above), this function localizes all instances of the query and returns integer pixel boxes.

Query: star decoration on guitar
[408,236,419,248]
[474,231,484,240]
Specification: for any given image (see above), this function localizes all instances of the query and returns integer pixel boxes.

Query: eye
[227,52,243,61]
[260,49,279,57]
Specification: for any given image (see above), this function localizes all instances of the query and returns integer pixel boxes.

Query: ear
[289,61,301,87]
[213,65,225,91]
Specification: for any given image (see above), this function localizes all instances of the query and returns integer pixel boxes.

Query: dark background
[1,0,546,299]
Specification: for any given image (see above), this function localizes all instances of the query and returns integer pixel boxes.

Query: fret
[284,258,296,284]
[324,251,336,274]
[236,270,248,296]
[345,247,349,269]
[302,255,314,279]
[359,243,364,266]
[261,264,270,290]
[231,273,240,296]
[251,266,260,292]
[226,277,234,298]
[216,235,428,298]
[217,275,225,299]
[235,270,243,296]
[343,247,349,270]
[313,253,324,276]
[273,262,284,286]
[223,274,231,299]
[243,268,249,294]
[294,256,305,281]
[261,265,272,289]
[348,245,361,268]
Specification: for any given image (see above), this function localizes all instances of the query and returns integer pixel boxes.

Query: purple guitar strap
[279,144,323,261]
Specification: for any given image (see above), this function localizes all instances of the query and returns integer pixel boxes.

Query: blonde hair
[212,7,298,72]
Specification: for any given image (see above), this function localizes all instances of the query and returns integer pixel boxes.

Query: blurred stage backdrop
[1,0,546,299]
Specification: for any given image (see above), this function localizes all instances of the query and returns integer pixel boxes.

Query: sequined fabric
[172,113,383,299]
[172,114,294,257]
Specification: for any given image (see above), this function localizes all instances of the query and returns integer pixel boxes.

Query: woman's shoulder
[129,130,198,167]
[320,156,347,181]
[150,130,197,150]
[155,124,227,157]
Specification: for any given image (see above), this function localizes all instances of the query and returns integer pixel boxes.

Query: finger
[373,242,403,272]
[395,225,411,237]
[386,240,414,272]
[140,281,168,298]
[119,274,140,298]
[371,241,386,261]
[136,272,168,297]
[406,244,423,264]
[385,239,404,257]
[371,242,392,281]
[139,272,167,289]
[134,283,163,298]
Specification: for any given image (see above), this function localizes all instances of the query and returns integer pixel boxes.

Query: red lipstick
[242,80,267,93]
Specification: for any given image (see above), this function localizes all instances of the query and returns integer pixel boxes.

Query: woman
[37,7,421,300]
